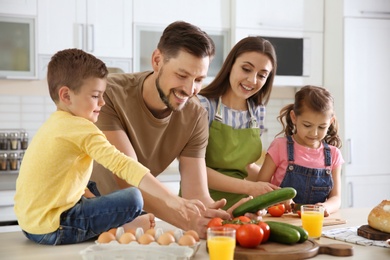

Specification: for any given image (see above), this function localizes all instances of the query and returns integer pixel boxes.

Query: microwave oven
[235,28,323,87]
[0,16,36,79]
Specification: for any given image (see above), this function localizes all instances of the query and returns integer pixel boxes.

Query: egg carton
[80,228,201,260]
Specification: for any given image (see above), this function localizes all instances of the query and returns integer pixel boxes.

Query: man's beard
[155,75,189,112]
[156,78,173,110]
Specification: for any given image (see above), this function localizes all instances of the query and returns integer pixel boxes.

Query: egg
[145,228,156,237]
[157,232,175,245]
[138,233,155,245]
[184,230,200,242]
[125,228,136,235]
[178,234,197,246]
[97,231,116,244]
[165,230,175,236]
[118,232,137,244]
[108,228,117,236]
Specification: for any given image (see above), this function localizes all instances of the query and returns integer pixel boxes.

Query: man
[91,21,242,238]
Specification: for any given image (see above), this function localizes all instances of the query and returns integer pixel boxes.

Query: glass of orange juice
[207,226,236,260]
[301,205,325,239]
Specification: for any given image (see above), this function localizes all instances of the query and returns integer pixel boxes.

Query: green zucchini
[266,221,308,243]
[265,221,301,244]
[232,187,296,217]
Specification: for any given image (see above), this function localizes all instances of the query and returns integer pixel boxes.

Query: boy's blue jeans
[22,187,144,245]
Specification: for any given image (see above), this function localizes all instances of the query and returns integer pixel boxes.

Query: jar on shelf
[20,132,29,150]
[9,152,19,171]
[0,153,8,170]
[0,133,9,150]
[9,132,19,150]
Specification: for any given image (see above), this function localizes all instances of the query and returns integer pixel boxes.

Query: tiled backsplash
[0,95,56,138]
[0,94,294,152]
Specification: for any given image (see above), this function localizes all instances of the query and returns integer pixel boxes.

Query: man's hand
[191,199,231,239]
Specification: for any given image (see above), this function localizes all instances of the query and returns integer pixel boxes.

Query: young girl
[257,85,344,216]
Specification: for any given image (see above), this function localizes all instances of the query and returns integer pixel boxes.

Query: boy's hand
[83,188,96,198]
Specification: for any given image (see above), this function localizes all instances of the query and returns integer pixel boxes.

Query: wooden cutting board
[262,213,346,227]
[357,225,390,240]
[234,240,353,260]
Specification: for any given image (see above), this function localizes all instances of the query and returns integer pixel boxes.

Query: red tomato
[297,210,301,217]
[223,223,241,231]
[236,224,264,248]
[257,221,270,243]
[233,216,251,224]
[268,204,286,217]
[207,217,223,228]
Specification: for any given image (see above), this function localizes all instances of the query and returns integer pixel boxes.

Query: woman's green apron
[206,97,262,210]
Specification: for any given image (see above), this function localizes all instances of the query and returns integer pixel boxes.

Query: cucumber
[232,187,296,217]
[266,221,308,243]
[265,221,301,245]
[287,224,309,243]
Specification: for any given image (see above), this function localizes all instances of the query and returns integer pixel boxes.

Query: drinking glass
[207,226,236,260]
[301,205,325,239]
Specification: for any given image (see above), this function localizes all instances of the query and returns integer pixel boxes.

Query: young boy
[14,48,205,245]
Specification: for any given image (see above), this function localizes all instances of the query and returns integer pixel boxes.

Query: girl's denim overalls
[280,135,333,204]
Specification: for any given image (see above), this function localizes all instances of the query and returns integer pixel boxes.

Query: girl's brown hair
[277,85,342,148]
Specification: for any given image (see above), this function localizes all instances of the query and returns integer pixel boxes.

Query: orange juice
[301,211,324,238]
[207,236,235,260]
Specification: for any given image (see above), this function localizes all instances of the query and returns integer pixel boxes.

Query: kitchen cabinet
[37,0,132,58]
[132,0,230,29]
[342,16,390,207]
[0,0,37,15]
[344,0,390,18]
[345,175,390,208]
[233,0,324,32]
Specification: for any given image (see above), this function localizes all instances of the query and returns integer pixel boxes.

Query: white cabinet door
[132,0,230,29]
[37,0,132,58]
[85,0,132,57]
[344,0,390,18]
[345,175,390,208]
[344,18,390,176]
[0,0,37,15]
[234,0,324,32]
[37,0,77,54]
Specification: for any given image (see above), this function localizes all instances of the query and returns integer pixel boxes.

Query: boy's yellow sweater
[14,111,148,234]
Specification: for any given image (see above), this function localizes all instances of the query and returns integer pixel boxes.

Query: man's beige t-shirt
[91,71,209,194]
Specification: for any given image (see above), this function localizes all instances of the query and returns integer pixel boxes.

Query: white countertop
[0,208,389,260]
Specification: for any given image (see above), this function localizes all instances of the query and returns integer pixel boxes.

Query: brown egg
[118,232,137,244]
[178,234,197,246]
[184,230,200,242]
[108,228,117,236]
[97,231,116,244]
[125,228,136,235]
[157,232,175,245]
[165,230,175,236]
[145,228,156,237]
[138,233,155,245]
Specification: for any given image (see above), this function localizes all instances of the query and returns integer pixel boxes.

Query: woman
[198,36,279,210]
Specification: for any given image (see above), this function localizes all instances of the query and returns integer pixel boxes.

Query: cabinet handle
[348,182,353,207]
[87,24,95,53]
[347,139,352,164]
[76,24,85,50]
[361,11,390,16]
